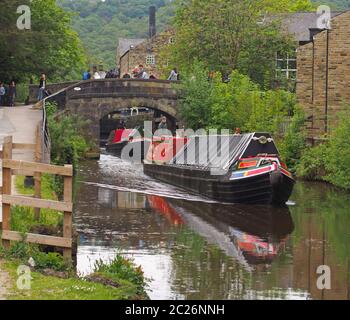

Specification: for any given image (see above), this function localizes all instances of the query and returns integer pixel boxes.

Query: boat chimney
[149,6,156,38]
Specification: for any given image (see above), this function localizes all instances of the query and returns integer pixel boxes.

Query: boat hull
[107,140,150,160]
[144,163,294,205]
[106,141,128,157]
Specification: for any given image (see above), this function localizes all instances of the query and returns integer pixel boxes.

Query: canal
[74,153,350,300]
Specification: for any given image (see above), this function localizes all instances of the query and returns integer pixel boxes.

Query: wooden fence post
[2,136,13,249]
[63,165,73,260]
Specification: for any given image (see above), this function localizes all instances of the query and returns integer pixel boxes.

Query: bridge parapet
[66,79,180,100]
[29,81,80,104]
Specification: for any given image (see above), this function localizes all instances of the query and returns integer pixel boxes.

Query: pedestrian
[132,66,140,79]
[137,65,145,79]
[8,80,16,107]
[167,68,178,81]
[122,73,131,79]
[158,116,168,130]
[93,71,101,79]
[83,70,91,80]
[233,128,241,136]
[0,82,5,106]
[141,69,150,80]
[38,73,46,101]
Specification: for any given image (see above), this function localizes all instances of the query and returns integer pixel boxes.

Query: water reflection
[74,156,350,300]
[76,184,295,299]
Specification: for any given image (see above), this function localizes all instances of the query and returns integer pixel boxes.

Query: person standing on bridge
[168,68,178,81]
[37,73,46,101]
[83,70,91,81]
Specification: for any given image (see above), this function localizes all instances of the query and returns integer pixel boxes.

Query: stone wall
[296,11,350,138]
[49,79,182,152]
[29,81,80,104]
[119,30,175,79]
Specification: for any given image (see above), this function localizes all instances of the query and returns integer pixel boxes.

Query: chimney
[149,6,156,38]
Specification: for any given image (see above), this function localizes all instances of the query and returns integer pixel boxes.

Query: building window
[169,37,175,44]
[146,55,156,65]
[276,51,297,80]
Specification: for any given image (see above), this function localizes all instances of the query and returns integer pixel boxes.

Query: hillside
[57,0,350,69]
[57,0,175,68]
[316,0,350,9]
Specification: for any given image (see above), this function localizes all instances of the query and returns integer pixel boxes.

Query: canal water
[74,153,350,300]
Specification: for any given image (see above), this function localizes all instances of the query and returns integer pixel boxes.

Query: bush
[179,61,214,130]
[297,112,350,190]
[179,65,306,169]
[324,113,350,189]
[33,252,67,271]
[278,106,307,172]
[93,255,147,296]
[1,242,68,271]
[46,102,91,197]
[296,143,328,180]
[46,102,91,168]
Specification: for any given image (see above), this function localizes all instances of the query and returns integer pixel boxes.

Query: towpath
[0,105,42,299]
[0,105,41,219]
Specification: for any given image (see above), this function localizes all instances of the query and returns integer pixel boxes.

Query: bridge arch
[44,79,182,152]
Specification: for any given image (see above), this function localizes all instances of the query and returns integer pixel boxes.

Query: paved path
[0,106,42,222]
[0,260,11,300]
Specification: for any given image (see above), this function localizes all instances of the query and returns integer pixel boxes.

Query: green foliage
[46,102,90,168]
[277,106,307,172]
[297,112,350,190]
[169,0,310,88]
[93,255,148,296]
[312,0,350,9]
[31,252,67,271]
[0,242,67,272]
[179,63,307,168]
[3,261,142,300]
[210,72,260,131]
[46,102,91,198]
[296,143,328,180]
[0,0,87,83]
[57,0,175,68]
[324,113,350,189]
[179,61,214,130]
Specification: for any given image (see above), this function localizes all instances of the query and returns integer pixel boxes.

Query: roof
[118,38,146,58]
[170,133,279,171]
[278,11,345,43]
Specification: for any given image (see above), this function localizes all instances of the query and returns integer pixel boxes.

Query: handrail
[41,99,51,164]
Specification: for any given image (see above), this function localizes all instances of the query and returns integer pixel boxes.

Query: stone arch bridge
[30,79,181,151]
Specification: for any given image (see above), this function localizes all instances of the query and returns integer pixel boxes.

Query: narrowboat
[144,133,295,205]
[106,128,149,159]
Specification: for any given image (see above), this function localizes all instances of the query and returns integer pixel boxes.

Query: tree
[167,0,313,88]
[0,0,87,83]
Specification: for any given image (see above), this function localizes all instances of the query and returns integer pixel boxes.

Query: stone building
[116,7,175,79]
[296,11,350,139]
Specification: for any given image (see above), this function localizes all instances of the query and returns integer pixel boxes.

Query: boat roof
[170,133,279,170]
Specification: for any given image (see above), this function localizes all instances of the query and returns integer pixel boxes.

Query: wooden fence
[1,136,73,259]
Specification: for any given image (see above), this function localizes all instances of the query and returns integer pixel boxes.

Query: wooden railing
[1,136,73,259]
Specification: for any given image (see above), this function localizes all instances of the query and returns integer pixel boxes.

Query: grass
[12,175,63,233]
[0,175,149,300]
[3,261,140,300]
